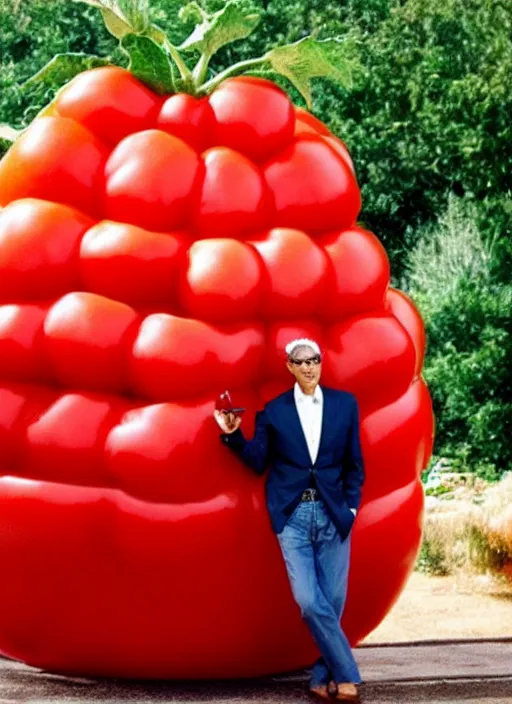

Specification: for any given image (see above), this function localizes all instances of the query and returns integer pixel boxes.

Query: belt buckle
[301,488,317,502]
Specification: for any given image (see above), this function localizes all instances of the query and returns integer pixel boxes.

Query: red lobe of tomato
[0,71,433,679]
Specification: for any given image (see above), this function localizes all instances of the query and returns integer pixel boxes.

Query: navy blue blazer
[220,385,365,539]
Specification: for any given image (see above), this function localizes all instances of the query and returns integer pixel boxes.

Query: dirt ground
[361,571,512,643]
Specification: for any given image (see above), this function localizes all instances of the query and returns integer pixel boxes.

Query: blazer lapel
[282,389,311,466]
[315,386,335,466]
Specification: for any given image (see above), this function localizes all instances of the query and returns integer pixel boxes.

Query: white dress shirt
[294,382,323,465]
[294,382,357,515]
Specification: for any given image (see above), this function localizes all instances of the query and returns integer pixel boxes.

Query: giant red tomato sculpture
[0,0,433,680]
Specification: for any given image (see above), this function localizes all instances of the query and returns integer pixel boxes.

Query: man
[213,338,364,702]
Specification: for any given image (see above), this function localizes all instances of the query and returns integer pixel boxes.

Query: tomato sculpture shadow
[0,22,434,679]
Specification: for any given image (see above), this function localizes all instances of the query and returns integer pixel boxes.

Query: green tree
[405,195,512,477]
[0,0,114,126]
[323,0,512,276]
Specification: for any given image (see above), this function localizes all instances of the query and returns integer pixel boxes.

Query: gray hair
[285,337,321,358]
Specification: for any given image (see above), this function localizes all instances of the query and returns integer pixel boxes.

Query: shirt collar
[294,382,323,405]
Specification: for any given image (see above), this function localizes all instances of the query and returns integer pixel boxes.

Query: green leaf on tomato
[179,0,260,60]
[74,0,150,38]
[121,34,176,95]
[265,37,356,109]
[22,53,110,92]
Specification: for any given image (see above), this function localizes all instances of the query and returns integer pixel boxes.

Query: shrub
[416,534,450,576]
[405,195,512,477]
[416,475,512,577]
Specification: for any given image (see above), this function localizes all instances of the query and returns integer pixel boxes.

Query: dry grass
[482,477,512,556]
[361,475,512,644]
[362,571,512,643]
[419,474,512,577]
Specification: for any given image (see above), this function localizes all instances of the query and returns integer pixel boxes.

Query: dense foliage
[406,196,512,479]
[0,0,510,476]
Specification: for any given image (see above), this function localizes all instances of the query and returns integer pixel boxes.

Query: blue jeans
[277,499,361,686]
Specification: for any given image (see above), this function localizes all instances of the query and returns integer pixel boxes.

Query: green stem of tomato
[198,55,268,94]
[163,38,195,88]
[192,51,213,87]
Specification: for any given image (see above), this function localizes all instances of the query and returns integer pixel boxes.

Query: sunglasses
[289,355,322,367]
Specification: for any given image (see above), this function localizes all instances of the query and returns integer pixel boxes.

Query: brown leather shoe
[334,682,360,701]
[308,684,330,700]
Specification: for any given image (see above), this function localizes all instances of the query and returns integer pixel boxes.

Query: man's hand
[213,410,242,434]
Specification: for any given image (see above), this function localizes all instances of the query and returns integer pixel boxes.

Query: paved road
[1,639,511,703]
[356,639,512,681]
